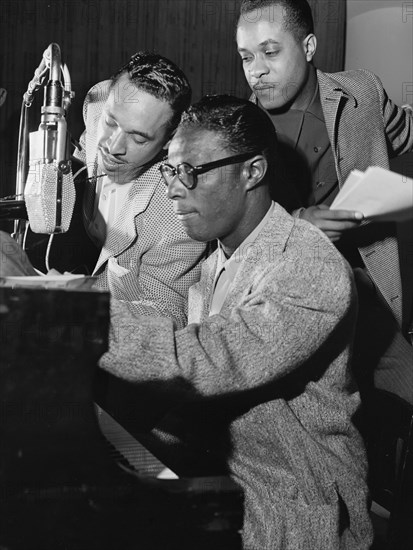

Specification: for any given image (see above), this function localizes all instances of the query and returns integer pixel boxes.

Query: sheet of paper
[0,274,97,289]
[330,166,413,221]
[330,169,363,205]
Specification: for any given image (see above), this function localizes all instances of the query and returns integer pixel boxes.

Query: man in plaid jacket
[237,0,413,404]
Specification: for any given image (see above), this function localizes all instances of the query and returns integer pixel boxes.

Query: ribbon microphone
[22,43,76,235]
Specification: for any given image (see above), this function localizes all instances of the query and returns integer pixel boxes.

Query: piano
[0,286,243,549]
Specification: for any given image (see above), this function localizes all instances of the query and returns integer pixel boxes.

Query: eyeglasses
[159,151,261,190]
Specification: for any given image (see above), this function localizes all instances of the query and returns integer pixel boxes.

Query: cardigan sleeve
[100,227,356,398]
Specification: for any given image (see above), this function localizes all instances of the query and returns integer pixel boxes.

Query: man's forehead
[169,127,222,161]
[237,5,286,40]
[238,3,285,27]
[105,76,168,111]
[104,82,172,135]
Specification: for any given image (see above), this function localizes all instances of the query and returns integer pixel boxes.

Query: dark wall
[0,0,345,198]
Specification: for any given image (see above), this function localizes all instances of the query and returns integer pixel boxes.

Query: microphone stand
[11,53,49,244]
[12,102,30,244]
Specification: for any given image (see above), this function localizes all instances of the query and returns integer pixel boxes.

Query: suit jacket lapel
[317,70,349,188]
[190,204,293,322]
[82,158,99,227]
[93,166,161,273]
[188,254,218,324]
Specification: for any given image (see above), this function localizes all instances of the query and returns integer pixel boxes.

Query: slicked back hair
[179,94,278,182]
[111,51,192,133]
[239,0,314,43]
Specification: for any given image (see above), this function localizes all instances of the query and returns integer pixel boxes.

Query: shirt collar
[306,81,324,121]
[215,201,275,281]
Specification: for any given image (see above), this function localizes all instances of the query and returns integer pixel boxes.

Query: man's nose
[107,128,126,155]
[248,57,270,80]
[166,174,187,200]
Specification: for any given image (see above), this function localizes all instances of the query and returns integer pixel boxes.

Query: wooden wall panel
[0,0,345,198]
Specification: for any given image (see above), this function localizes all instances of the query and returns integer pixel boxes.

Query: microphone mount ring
[58,160,72,175]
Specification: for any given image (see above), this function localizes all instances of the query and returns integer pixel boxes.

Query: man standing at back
[74,52,207,327]
[236,0,413,403]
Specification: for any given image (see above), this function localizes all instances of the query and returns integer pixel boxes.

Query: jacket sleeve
[100,236,355,397]
[367,70,413,156]
[109,230,208,330]
[99,177,208,329]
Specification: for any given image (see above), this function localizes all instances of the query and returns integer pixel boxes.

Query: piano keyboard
[95,404,178,478]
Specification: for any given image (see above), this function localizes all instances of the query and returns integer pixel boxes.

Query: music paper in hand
[330,166,413,221]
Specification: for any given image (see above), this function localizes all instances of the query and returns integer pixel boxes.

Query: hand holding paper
[330,166,413,221]
[300,205,363,241]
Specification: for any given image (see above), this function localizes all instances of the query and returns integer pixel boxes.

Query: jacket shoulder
[318,69,383,93]
[84,79,112,105]
[82,79,112,122]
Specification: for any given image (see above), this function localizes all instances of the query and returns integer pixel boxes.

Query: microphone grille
[24,161,76,234]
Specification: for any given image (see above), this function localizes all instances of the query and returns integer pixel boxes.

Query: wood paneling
[0,0,345,197]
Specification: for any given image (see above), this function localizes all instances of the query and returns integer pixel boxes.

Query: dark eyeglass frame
[159,150,262,189]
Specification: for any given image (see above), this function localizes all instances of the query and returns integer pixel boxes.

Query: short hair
[111,51,192,133]
[179,95,278,179]
[239,0,314,42]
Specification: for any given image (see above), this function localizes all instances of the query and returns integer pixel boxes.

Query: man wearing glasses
[101,95,373,549]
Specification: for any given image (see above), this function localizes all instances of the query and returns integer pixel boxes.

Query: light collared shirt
[209,201,275,316]
[88,176,134,245]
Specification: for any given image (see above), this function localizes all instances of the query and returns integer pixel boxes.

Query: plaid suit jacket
[252,69,413,327]
[317,69,413,329]
[74,80,207,327]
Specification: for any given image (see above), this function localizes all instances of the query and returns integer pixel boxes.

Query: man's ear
[243,155,267,191]
[162,137,172,151]
[303,34,317,62]
[162,128,177,151]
